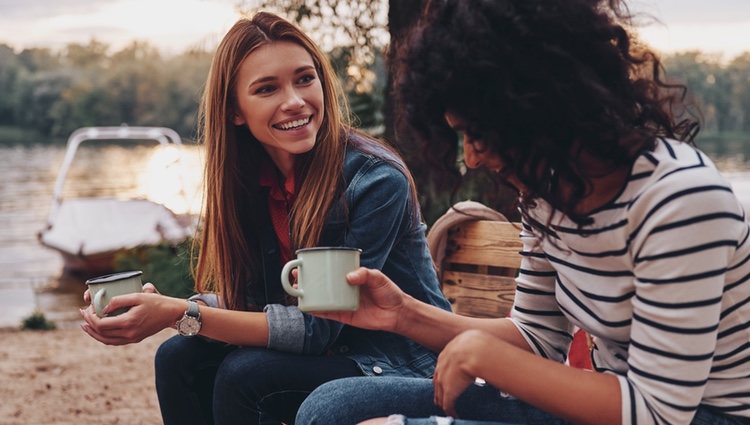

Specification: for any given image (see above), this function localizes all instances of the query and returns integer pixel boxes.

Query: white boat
[38,126,196,276]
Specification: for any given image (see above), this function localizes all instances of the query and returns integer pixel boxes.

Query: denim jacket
[232,133,450,378]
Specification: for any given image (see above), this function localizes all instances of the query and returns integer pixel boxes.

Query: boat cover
[39,198,193,256]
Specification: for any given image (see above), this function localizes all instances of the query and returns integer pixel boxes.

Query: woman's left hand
[433,329,505,417]
[79,290,181,345]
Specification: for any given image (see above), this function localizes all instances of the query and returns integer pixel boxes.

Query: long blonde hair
[195,12,351,310]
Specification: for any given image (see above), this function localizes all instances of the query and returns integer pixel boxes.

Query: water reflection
[0,143,203,328]
[137,145,204,216]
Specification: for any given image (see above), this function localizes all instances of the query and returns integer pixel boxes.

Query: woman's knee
[155,335,226,378]
[297,377,434,425]
[213,347,285,396]
[296,378,361,424]
[155,335,192,375]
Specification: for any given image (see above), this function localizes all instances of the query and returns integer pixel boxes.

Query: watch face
[178,317,201,336]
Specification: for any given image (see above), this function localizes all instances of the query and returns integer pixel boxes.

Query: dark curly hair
[394,0,698,224]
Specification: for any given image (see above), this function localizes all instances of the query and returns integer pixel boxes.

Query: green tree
[157,48,213,137]
[17,47,60,73]
[14,69,74,136]
[727,53,750,132]
[0,44,22,124]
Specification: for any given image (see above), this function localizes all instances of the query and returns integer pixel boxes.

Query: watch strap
[186,300,200,318]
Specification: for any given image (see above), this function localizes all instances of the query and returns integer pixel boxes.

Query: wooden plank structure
[439,220,522,318]
[434,218,593,369]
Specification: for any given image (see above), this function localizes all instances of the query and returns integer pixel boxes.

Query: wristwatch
[176,300,202,336]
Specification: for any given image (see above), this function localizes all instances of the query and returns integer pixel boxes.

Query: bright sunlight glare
[137,145,204,216]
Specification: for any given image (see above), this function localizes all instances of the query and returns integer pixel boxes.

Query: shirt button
[338,345,349,353]
[372,366,383,375]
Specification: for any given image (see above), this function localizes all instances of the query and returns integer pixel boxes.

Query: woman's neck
[265,149,295,179]
[575,166,629,215]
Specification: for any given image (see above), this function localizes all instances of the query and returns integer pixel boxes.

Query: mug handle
[93,288,106,317]
[280,258,304,298]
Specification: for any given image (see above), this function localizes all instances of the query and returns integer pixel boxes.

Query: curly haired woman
[296,1,750,424]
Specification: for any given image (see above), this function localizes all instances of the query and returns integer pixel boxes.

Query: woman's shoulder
[629,138,728,188]
[344,131,409,176]
[626,138,742,214]
[346,131,404,163]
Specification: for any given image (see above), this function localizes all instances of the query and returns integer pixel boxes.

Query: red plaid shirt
[259,162,296,266]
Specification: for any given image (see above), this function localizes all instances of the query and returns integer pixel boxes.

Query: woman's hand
[80,288,181,346]
[309,267,408,333]
[433,329,504,417]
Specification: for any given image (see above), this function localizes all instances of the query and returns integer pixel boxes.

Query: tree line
[1,39,748,222]
[1,40,748,139]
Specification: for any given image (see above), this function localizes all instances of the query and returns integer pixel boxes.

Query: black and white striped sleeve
[622,168,745,424]
[510,219,575,363]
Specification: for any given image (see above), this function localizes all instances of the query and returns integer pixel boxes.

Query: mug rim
[295,247,362,254]
[85,270,143,285]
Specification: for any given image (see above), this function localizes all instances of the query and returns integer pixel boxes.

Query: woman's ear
[231,111,245,126]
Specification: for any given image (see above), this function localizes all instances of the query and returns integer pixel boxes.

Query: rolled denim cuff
[188,293,220,308]
[264,304,305,353]
[385,415,406,425]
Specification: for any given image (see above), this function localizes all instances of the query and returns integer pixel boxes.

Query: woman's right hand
[310,267,408,332]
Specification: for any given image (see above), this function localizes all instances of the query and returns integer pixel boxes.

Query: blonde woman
[80,12,449,425]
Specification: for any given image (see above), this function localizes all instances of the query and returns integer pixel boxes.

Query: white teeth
[277,116,311,130]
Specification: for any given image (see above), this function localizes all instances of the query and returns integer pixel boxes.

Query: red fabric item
[259,162,296,266]
[568,329,593,370]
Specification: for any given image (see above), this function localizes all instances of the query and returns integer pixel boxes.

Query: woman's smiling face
[233,41,325,173]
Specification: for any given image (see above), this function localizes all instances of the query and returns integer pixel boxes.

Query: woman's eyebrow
[249,65,315,87]
[294,65,315,73]
[249,75,277,87]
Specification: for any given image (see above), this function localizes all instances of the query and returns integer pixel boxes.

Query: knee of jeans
[295,378,358,424]
[154,335,194,376]
[213,348,276,394]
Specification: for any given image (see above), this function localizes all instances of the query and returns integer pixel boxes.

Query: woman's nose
[463,136,482,169]
[281,90,305,111]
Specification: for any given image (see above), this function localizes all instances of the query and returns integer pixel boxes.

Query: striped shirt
[511,138,750,424]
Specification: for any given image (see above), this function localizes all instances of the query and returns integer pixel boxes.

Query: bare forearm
[472,339,621,425]
[194,306,270,347]
[397,296,532,353]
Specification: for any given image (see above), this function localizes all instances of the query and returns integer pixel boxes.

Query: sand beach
[0,327,172,425]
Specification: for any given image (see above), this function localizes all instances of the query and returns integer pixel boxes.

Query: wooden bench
[439,220,522,318]
[432,219,592,369]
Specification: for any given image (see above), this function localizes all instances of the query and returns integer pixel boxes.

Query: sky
[0,0,748,59]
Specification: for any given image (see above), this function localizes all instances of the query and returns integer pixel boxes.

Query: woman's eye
[297,74,316,84]
[254,85,276,95]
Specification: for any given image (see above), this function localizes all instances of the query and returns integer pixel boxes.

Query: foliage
[0,41,211,140]
[244,0,388,74]
[663,52,750,134]
[1,10,750,225]
[21,311,57,331]
[113,239,196,298]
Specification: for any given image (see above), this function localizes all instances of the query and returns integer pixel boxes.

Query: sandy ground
[0,327,173,425]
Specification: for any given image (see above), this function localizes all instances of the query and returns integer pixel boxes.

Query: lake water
[0,143,203,328]
[1,141,749,329]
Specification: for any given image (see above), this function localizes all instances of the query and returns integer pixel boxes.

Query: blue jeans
[296,376,749,425]
[155,335,362,425]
